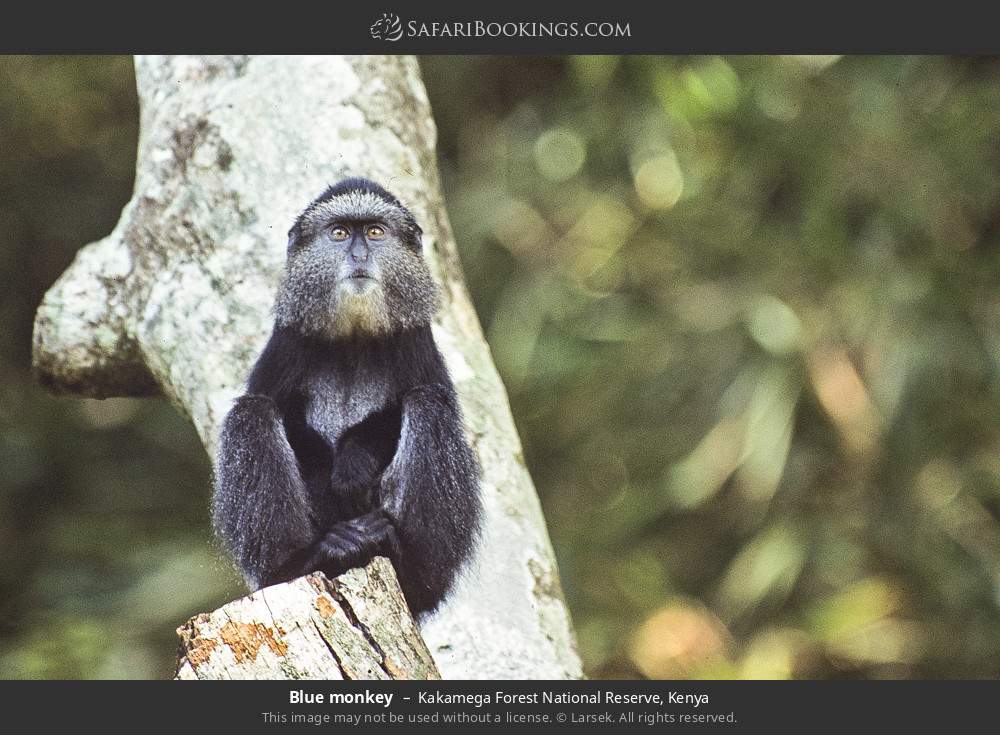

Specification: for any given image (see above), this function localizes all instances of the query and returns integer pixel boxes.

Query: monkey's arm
[383,383,482,613]
[306,383,481,615]
[275,404,403,582]
[213,394,316,588]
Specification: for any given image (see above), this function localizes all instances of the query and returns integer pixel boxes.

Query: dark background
[2,55,999,679]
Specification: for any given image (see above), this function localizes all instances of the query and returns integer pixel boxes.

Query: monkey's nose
[348,239,370,263]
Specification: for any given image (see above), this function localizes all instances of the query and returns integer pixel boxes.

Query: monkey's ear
[286,226,301,253]
[410,223,424,252]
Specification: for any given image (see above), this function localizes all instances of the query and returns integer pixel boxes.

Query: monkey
[212,177,482,618]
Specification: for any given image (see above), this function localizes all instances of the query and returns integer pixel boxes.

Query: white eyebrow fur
[299,190,410,231]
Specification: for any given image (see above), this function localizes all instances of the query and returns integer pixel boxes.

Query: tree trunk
[175,560,440,680]
[32,55,581,680]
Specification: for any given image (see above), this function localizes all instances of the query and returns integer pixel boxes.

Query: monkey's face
[275,191,439,340]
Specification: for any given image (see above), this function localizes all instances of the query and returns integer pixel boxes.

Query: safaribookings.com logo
[370,13,404,41]
[369,13,631,42]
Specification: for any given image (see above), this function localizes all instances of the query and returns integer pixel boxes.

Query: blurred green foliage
[422,55,1000,678]
[2,55,1000,679]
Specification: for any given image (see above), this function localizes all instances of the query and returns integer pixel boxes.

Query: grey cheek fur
[274,239,438,339]
[380,248,439,329]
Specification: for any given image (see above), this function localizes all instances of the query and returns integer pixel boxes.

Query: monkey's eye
[330,225,350,241]
[366,224,386,240]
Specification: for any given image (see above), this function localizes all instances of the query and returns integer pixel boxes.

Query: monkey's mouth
[340,269,378,295]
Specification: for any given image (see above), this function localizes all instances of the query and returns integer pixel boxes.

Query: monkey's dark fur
[213,178,481,617]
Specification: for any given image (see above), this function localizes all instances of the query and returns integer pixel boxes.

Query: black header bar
[2,4,998,54]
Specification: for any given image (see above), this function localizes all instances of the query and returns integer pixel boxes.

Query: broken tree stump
[175,558,440,680]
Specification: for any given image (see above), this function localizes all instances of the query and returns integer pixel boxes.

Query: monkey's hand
[301,509,400,579]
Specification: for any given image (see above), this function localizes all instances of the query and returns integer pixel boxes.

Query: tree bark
[175,560,440,680]
[32,55,581,680]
